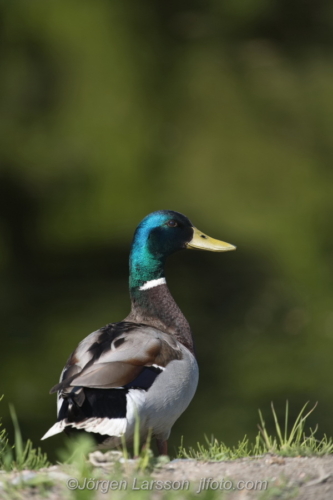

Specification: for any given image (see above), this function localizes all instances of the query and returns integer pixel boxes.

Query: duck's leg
[156,438,168,456]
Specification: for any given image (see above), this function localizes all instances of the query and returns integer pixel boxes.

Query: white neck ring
[139,277,166,291]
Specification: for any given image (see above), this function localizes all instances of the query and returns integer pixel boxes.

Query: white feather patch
[151,364,165,371]
[126,389,146,428]
[139,278,166,291]
[41,417,127,440]
[70,417,127,436]
[41,420,66,440]
[56,369,66,416]
[57,393,64,417]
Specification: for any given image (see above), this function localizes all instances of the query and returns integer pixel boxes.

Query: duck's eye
[167,220,178,228]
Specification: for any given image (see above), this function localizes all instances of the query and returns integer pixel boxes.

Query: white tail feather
[41,417,127,440]
[70,417,127,436]
[41,420,66,440]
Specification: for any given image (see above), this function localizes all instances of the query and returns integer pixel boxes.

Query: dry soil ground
[1,453,333,499]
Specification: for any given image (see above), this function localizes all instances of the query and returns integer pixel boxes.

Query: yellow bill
[187,227,236,252]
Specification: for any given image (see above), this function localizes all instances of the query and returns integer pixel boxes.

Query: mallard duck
[42,210,235,454]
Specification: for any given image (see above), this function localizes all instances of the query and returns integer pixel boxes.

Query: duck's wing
[50,321,182,393]
[41,322,183,441]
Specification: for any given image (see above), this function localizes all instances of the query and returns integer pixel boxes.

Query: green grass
[178,402,333,460]
[0,396,49,471]
[1,398,333,478]
[1,398,333,500]
[0,396,10,467]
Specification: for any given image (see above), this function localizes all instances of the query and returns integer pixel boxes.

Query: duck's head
[130,210,236,289]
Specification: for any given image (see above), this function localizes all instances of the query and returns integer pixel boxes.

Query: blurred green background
[1,0,333,459]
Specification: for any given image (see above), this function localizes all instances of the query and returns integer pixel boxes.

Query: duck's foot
[156,438,168,456]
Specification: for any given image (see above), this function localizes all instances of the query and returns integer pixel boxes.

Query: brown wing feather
[65,362,143,389]
[50,322,182,394]
[63,335,162,389]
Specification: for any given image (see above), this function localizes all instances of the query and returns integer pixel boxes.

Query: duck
[41,210,236,455]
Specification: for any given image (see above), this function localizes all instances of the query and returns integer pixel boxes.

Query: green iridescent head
[129,210,236,290]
